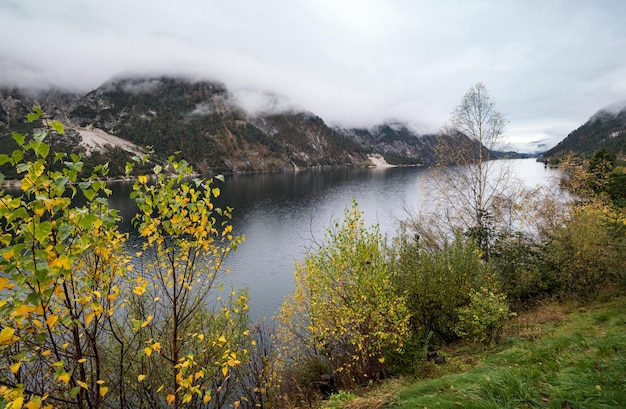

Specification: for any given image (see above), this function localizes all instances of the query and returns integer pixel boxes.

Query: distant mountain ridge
[1,76,472,176]
[543,101,626,158]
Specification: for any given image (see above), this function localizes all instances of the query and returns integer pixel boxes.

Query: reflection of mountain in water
[3,159,558,322]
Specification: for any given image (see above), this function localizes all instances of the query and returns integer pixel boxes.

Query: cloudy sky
[2,0,626,152]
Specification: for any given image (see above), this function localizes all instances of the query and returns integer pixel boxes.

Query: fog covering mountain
[543,101,626,159]
[1,76,473,176]
[0,77,437,175]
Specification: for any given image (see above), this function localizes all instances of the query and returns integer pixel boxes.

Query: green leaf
[51,120,64,134]
[35,221,52,242]
[12,133,25,146]
[212,187,221,198]
[153,164,162,174]
[79,214,97,230]
[54,176,70,190]
[125,162,134,176]
[16,163,30,174]
[34,141,50,158]
[0,154,9,166]
[57,223,73,242]
[12,149,23,163]
[26,291,42,305]
[33,130,47,142]
[215,174,225,183]
[10,207,28,221]
[54,152,66,163]
[27,107,43,123]
[83,189,96,202]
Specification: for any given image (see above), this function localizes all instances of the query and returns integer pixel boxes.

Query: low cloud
[119,78,163,95]
[231,89,304,117]
[188,102,213,117]
[1,1,625,153]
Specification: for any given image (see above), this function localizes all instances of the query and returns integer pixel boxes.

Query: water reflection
[4,159,559,322]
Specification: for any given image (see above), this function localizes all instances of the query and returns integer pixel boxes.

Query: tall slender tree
[429,83,511,259]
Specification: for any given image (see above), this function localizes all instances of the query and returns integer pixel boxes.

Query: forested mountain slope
[2,76,482,176]
[543,101,626,158]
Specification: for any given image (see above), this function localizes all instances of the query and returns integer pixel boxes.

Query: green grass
[397,297,626,408]
[325,296,626,409]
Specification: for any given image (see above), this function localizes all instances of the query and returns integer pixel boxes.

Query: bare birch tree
[427,83,511,259]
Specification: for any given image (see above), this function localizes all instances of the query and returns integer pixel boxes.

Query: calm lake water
[106,158,556,323]
[7,158,558,323]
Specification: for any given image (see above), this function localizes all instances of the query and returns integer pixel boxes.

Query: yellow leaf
[138,374,145,382]
[10,397,24,409]
[12,304,35,318]
[141,315,154,328]
[58,372,70,384]
[144,347,152,357]
[166,394,175,405]
[197,334,204,341]
[218,335,226,343]
[84,312,95,326]
[99,387,108,397]
[45,315,58,328]
[1,249,13,261]
[77,358,87,364]
[133,286,146,296]
[0,327,16,345]
[203,394,211,404]
[76,380,88,389]
[151,342,161,352]
[222,366,228,377]
[10,362,21,374]
[24,397,42,409]
[0,276,10,290]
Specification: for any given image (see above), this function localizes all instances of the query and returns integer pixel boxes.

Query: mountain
[1,76,470,177]
[334,123,439,166]
[543,101,626,159]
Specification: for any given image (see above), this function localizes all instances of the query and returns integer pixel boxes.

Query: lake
[108,158,556,323]
[6,158,558,323]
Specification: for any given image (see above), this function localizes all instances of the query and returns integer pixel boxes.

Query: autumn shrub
[490,232,555,305]
[0,109,256,408]
[0,109,129,408]
[455,287,513,345]
[391,233,494,344]
[541,200,625,299]
[275,202,410,402]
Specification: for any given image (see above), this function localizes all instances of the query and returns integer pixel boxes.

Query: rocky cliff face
[335,123,440,166]
[1,76,458,176]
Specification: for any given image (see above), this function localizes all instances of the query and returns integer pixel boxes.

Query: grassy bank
[323,295,626,409]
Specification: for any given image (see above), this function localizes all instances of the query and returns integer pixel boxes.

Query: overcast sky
[2,0,626,152]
